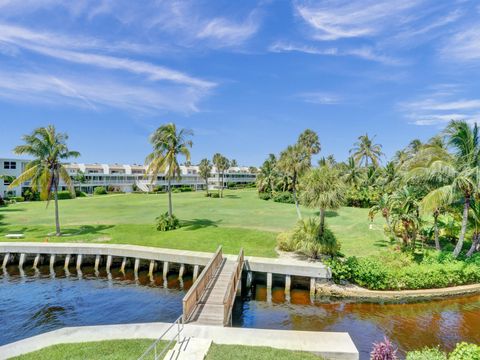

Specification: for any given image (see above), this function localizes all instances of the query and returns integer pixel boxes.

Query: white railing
[137,316,184,360]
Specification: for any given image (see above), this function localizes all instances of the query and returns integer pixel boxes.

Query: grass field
[0,189,388,257]
[11,341,323,360]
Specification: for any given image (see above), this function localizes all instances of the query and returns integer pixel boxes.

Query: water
[232,285,480,359]
[1,269,479,360]
[0,266,190,346]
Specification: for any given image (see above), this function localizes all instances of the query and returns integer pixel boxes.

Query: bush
[258,192,271,201]
[449,342,480,360]
[210,192,220,198]
[292,218,341,259]
[276,232,297,252]
[155,212,181,232]
[370,337,397,360]
[75,189,87,197]
[94,186,107,195]
[22,188,40,201]
[272,191,294,204]
[406,348,446,360]
[57,190,73,200]
[12,196,25,202]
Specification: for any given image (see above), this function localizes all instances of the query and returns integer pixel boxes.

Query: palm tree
[199,158,212,195]
[248,166,258,174]
[256,154,278,194]
[0,175,15,206]
[419,121,479,258]
[146,123,193,217]
[467,200,480,257]
[390,187,421,249]
[298,129,321,161]
[277,144,310,219]
[9,125,80,236]
[369,193,393,233]
[230,159,238,168]
[213,153,229,198]
[300,165,346,236]
[342,157,364,189]
[350,133,384,167]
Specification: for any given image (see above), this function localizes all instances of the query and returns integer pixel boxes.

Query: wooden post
[94,255,100,273]
[49,254,56,270]
[310,277,316,302]
[267,272,272,303]
[178,264,185,280]
[76,254,83,271]
[64,254,71,269]
[33,254,40,270]
[134,258,140,278]
[193,265,199,282]
[18,253,26,270]
[285,275,291,303]
[106,255,112,273]
[148,260,155,277]
[2,253,10,268]
[120,257,127,273]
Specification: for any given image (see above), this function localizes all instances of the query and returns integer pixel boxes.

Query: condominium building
[0,158,257,197]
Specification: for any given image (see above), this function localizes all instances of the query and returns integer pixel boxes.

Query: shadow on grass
[181,219,221,230]
[224,194,240,199]
[312,210,339,218]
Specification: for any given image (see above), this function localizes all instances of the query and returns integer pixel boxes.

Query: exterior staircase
[163,337,212,360]
[135,180,151,192]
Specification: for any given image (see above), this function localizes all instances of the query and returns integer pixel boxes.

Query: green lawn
[0,189,388,257]
[11,339,161,360]
[11,341,323,360]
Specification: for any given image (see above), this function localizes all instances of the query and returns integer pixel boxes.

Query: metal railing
[182,246,223,323]
[137,315,184,360]
[223,248,244,326]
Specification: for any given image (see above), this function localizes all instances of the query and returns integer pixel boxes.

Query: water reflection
[0,264,189,346]
[233,286,480,359]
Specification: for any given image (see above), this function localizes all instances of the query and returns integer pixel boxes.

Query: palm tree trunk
[54,184,61,236]
[433,212,441,251]
[167,177,173,217]
[205,178,209,195]
[466,233,480,258]
[454,195,470,258]
[292,185,302,220]
[319,208,326,237]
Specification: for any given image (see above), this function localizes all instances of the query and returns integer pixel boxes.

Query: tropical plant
[256,154,278,194]
[248,166,258,174]
[342,157,364,189]
[230,159,238,167]
[277,144,310,219]
[300,165,346,236]
[370,337,398,360]
[369,193,393,233]
[390,187,421,249]
[292,218,340,258]
[198,158,212,196]
[297,129,321,161]
[9,125,80,236]
[213,153,229,198]
[350,133,384,167]
[156,212,180,231]
[145,123,193,217]
[466,199,480,257]
[406,347,447,360]
[0,175,15,206]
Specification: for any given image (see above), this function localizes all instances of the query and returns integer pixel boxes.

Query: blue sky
[1,0,480,166]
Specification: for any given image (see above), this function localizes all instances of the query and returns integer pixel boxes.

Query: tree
[199,158,212,195]
[342,157,364,189]
[0,175,15,206]
[230,159,238,168]
[73,170,86,192]
[146,123,193,217]
[248,166,258,174]
[350,133,384,167]
[390,187,421,249]
[369,193,393,233]
[9,125,80,236]
[213,153,229,198]
[298,129,321,161]
[466,200,480,257]
[300,165,346,236]
[277,144,310,219]
[419,121,479,258]
[256,154,277,194]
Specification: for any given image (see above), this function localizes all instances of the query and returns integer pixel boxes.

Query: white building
[0,158,257,197]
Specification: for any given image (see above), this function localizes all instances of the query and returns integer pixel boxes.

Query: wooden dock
[183,246,244,326]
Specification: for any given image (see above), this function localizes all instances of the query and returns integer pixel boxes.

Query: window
[3,161,16,169]
[3,179,11,186]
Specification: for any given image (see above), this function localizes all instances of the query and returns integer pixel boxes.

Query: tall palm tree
[390,187,421,249]
[213,153,229,198]
[146,123,193,217]
[300,165,346,236]
[9,125,80,236]
[256,154,278,194]
[298,129,321,161]
[369,193,393,233]
[419,121,479,258]
[342,157,364,189]
[199,158,212,195]
[230,159,238,168]
[350,133,384,167]
[277,144,310,219]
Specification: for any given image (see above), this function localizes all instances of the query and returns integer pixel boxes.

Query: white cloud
[440,25,480,61]
[0,70,207,113]
[295,92,342,105]
[197,16,259,47]
[269,41,401,65]
[400,85,480,125]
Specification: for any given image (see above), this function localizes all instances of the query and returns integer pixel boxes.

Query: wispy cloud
[399,85,480,126]
[295,92,342,105]
[440,25,480,62]
[269,41,401,65]
[197,15,260,47]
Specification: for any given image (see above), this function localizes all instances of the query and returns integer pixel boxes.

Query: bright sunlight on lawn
[0,189,388,257]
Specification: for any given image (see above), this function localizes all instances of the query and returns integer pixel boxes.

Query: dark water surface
[1,268,479,360]
[232,285,480,359]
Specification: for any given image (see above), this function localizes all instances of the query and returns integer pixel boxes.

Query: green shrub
[57,190,73,200]
[22,188,40,201]
[75,190,87,197]
[449,343,480,360]
[94,186,107,195]
[258,192,271,201]
[272,191,294,204]
[276,232,297,252]
[210,192,220,198]
[155,212,181,232]
[12,196,25,202]
[406,348,447,360]
[292,218,341,259]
